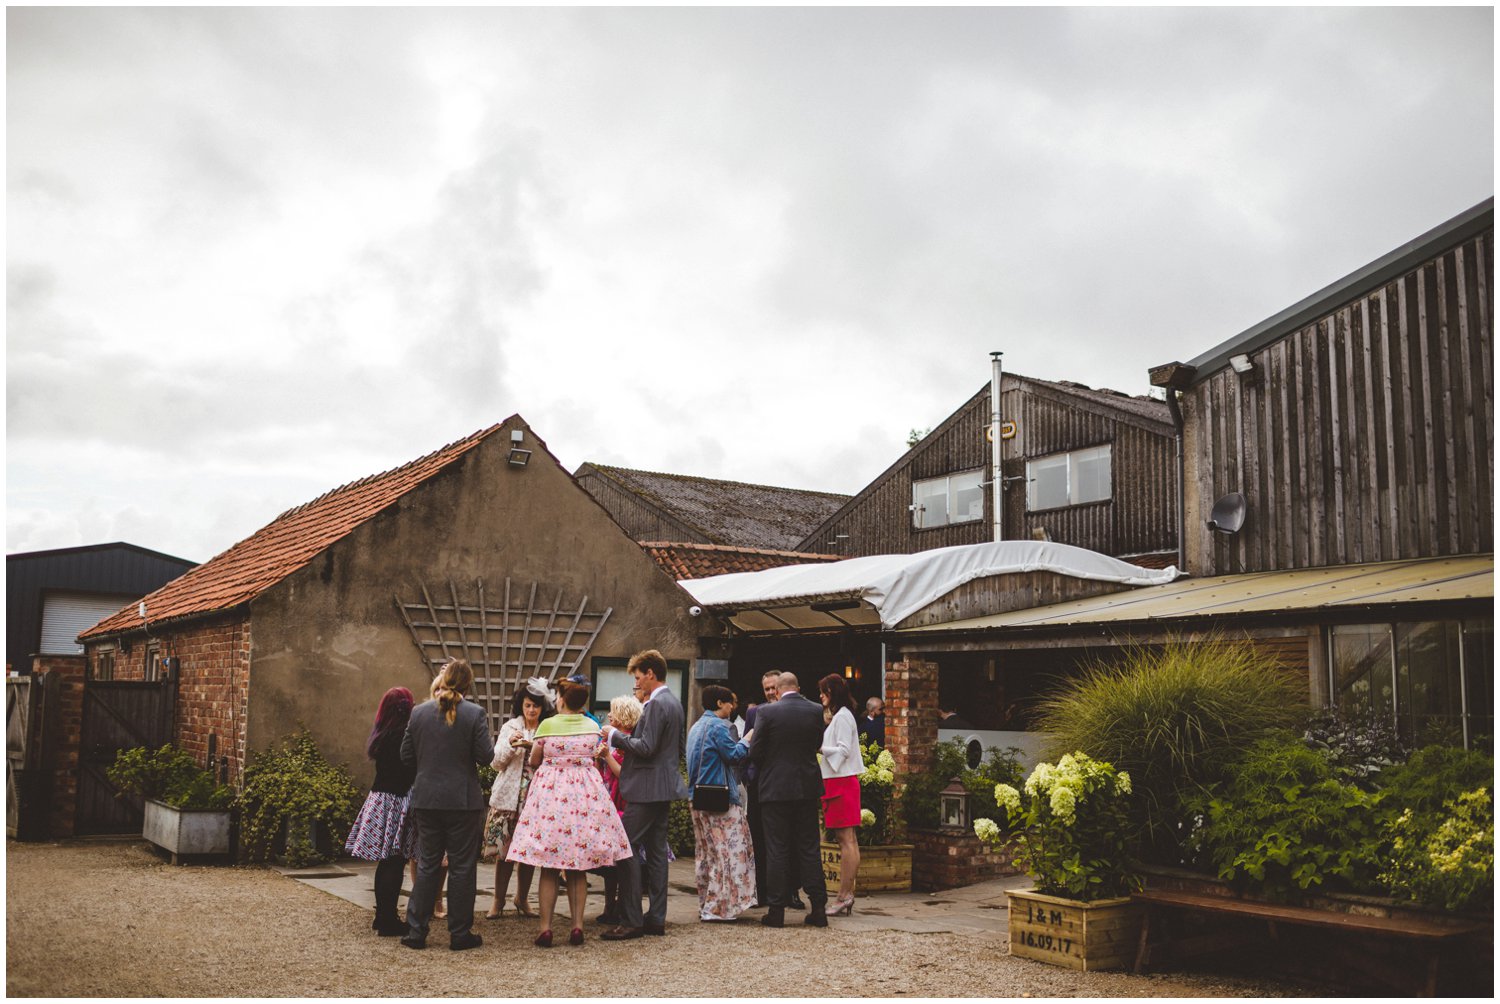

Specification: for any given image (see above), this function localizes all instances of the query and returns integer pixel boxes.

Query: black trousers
[373,853,406,924]
[759,798,827,908]
[746,779,768,903]
[406,807,484,940]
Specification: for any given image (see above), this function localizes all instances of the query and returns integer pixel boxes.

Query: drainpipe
[1163,389,1186,571]
[990,351,1004,542]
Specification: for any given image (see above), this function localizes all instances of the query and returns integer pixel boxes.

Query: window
[911,470,985,529]
[91,647,116,682]
[1027,444,1111,510]
[1329,620,1492,750]
[589,657,688,715]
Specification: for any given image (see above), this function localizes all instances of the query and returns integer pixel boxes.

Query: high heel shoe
[830,896,855,916]
[534,929,553,948]
[514,896,536,918]
[568,927,584,946]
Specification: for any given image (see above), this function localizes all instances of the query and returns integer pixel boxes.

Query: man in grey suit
[599,649,689,940]
[399,659,493,951]
[749,671,829,928]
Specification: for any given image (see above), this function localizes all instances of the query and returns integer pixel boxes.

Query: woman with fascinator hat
[345,686,418,935]
[482,678,554,918]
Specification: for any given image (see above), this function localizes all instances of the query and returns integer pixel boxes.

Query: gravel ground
[7,839,1334,998]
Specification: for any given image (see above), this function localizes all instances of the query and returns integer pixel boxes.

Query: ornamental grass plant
[1034,637,1304,859]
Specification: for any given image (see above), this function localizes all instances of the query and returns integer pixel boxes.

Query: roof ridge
[588,464,850,499]
[272,425,502,524]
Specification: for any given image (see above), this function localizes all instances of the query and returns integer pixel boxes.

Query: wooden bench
[1132,888,1489,996]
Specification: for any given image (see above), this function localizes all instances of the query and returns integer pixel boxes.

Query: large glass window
[911,470,985,529]
[1027,445,1111,510]
[1330,620,1492,750]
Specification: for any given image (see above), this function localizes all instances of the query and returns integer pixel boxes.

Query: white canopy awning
[680,540,1179,631]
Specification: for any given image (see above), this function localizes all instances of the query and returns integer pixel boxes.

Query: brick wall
[165,617,252,786]
[911,827,1023,890]
[29,655,86,837]
[885,657,939,839]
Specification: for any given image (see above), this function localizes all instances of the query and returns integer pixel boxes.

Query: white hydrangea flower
[973,817,1001,842]
[860,808,876,827]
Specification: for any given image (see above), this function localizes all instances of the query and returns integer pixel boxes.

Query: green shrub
[1034,638,1305,858]
[901,738,1024,831]
[1381,786,1493,912]
[668,757,694,857]
[1375,744,1493,813]
[1187,733,1384,901]
[976,752,1140,901]
[237,728,361,868]
[107,744,233,810]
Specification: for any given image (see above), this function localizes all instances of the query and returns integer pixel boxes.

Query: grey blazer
[401,697,493,811]
[610,686,690,804]
[747,692,826,802]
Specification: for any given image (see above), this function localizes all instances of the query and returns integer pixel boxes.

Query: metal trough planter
[142,798,232,864]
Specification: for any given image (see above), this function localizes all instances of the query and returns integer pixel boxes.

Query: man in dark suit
[399,659,493,951]
[599,649,689,940]
[748,671,828,928]
[858,696,886,748]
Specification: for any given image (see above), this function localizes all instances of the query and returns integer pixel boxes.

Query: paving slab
[277,856,1032,935]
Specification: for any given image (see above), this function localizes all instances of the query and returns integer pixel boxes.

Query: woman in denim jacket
[686,685,756,921]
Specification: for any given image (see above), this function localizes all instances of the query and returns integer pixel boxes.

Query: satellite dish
[1207,492,1247,534]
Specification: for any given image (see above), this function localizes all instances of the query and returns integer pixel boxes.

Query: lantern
[938,777,970,830]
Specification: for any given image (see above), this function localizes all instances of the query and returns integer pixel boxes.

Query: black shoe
[789,897,807,910]
[400,934,426,950]
[642,923,666,936]
[449,931,483,951]
[760,907,785,928]
[600,926,644,941]
[374,917,406,937]
[804,904,828,927]
[595,911,620,926]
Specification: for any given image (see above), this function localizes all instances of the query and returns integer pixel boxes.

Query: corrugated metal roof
[897,554,1493,635]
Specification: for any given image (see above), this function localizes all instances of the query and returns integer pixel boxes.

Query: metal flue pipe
[990,351,1004,542]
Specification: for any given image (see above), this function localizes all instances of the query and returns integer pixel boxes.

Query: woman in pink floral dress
[506,680,633,947]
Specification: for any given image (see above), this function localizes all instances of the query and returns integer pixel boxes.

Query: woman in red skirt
[818,673,862,916]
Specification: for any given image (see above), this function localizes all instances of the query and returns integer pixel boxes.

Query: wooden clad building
[1155,198,1493,578]
[797,374,1177,567]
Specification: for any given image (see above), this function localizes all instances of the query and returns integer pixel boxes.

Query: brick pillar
[886,657,939,838]
[30,654,86,837]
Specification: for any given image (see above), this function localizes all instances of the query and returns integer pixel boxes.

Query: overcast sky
[7,7,1493,564]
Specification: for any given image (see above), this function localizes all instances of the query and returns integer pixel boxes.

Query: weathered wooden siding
[1184,229,1493,576]
[810,380,1177,560]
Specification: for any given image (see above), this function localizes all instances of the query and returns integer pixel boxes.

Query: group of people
[342,650,874,950]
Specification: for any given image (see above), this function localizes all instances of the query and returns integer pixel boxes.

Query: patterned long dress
[688,716,757,921]
[505,733,633,872]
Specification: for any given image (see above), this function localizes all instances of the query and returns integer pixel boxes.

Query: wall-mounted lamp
[843,664,854,679]
[1229,353,1255,375]
[507,429,531,467]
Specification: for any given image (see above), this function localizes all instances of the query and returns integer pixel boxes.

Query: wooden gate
[7,673,60,840]
[76,674,176,835]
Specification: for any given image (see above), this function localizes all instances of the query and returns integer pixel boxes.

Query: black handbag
[692,783,731,813]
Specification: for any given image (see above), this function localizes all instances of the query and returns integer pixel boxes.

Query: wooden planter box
[1007,888,1142,971]
[820,841,913,893]
[142,798,232,864]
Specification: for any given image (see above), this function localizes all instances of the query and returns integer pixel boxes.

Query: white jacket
[819,706,861,780]
[488,716,536,811]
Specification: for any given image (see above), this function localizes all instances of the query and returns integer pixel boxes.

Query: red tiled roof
[641,541,845,581]
[1122,550,1179,571]
[81,425,502,639]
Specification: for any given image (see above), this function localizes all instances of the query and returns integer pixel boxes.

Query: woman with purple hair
[345,686,418,935]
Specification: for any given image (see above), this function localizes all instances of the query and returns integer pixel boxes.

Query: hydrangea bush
[856,740,899,846]
[975,751,1140,901]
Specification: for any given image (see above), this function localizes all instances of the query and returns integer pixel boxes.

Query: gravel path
[7,839,1331,997]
